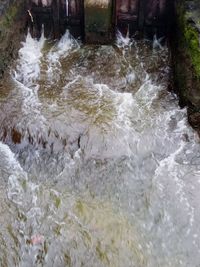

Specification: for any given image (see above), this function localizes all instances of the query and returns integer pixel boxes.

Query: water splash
[47,30,80,62]
[46,30,80,82]
[116,29,134,49]
[14,28,46,87]
[1,28,200,267]
[153,34,165,50]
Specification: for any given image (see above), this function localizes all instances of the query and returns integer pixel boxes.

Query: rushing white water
[0,31,200,267]
[14,29,46,86]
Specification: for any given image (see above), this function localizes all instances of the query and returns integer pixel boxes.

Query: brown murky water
[0,30,200,267]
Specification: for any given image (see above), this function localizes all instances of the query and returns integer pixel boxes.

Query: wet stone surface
[172,0,200,133]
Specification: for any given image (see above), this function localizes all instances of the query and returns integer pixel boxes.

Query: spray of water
[116,29,134,49]
[1,28,200,267]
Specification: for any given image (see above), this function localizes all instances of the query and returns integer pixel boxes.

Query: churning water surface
[0,30,200,267]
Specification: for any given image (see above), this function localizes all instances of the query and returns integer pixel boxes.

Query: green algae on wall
[184,24,200,76]
[173,1,200,106]
[0,1,25,78]
[0,4,18,28]
[173,0,200,131]
[177,2,200,78]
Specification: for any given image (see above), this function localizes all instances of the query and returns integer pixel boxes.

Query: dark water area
[0,30,200,267]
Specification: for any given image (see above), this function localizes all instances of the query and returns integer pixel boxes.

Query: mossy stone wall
[0,0,26,78]
[173,0,200,130]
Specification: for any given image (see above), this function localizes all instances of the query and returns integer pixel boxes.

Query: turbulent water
[0,29,200,267]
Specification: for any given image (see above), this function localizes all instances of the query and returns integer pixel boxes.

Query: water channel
[0,30,200,266]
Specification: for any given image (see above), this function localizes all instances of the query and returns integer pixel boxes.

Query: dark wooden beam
[52,0,60,38]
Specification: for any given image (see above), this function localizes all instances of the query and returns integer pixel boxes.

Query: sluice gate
[116,0,173,37]
[27,0,84,38]
[27,0,174,42]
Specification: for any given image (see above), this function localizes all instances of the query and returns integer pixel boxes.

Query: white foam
[14,29,46,87]
[126,71,136,85]
[46,30,80,82]
[10,30,48,140]
[7,174,24,205]
[0,142,23,173]
[0,142,28,205]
